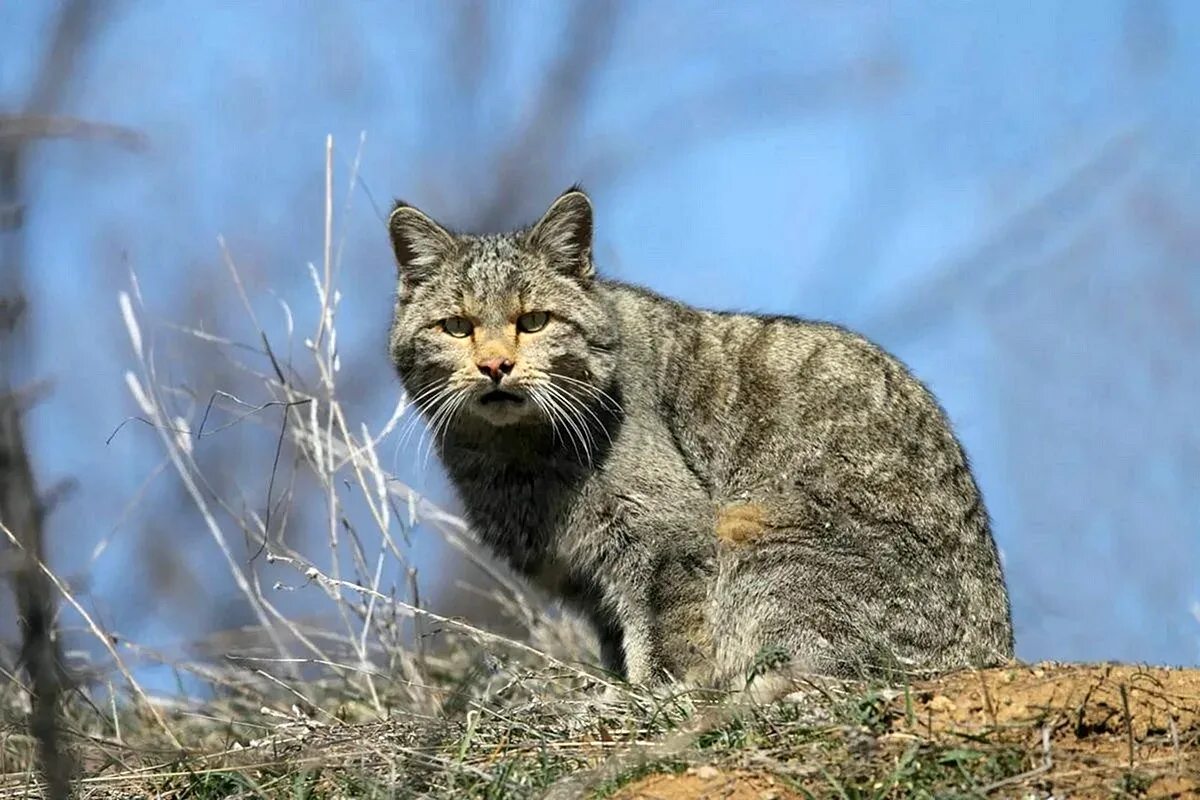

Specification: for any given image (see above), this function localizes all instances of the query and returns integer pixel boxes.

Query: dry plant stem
[0,488,70,799]
[210,440,360,677]
[0,522,181,749]
[248,669,339,723]
[333,131,367,275]
[266,551,618,691]
[118,637,308,713]
[275,392,506,613]
[314,134,334,352]
[297,192,371,690]
[135,427,337,678]
[191,373,454,564]
[1121,682,1135,767]
[203,380,553,650]
[87,457,168,570]
[192,250,348,676]
[206,505,341,676]
[102,135,615,772]
[359,549,387,716]
[121,292,293,668]
[288,158,407,709]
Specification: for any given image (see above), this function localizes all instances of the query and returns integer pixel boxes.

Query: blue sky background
[4,1,1199,677]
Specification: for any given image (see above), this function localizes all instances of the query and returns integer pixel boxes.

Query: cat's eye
[516,311,550,333]
[441,316,474,338]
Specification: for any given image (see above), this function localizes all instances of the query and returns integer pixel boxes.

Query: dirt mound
[613,766,799,800]
[613,663,1199,800]
[897,662,1199,798]
[903,662,1200,739]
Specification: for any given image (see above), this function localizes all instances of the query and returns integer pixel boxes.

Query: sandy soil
[614,662,1199,799]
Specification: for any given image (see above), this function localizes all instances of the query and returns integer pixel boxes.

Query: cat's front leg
[612,596,666,685]
[610,582,711,686]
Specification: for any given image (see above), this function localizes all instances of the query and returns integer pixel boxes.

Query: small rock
[928,695,956,713]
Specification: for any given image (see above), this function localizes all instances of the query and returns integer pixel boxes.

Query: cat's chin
[468,392,534,426]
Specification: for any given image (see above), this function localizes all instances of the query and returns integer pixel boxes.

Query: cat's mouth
[479,389,525,406]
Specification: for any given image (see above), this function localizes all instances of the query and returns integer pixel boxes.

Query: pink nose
[477,357,514,382]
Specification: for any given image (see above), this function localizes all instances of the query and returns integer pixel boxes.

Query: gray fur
[386,188,1014,689]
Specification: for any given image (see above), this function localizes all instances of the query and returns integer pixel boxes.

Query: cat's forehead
[458,233,533,289]
[461,233,524,266]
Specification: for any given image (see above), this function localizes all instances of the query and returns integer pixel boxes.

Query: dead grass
[1,661,1195,798]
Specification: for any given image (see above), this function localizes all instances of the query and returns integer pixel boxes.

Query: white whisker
[541,380,600,460]
[533,384,587,464]
[421,393,458,470]
[544,379,612,448]
[396,382,458,462]
[538,381,594,465]
[546,371,623,415]
[527,388,563,449]
[417,386,467,468]
[391,379,453,470]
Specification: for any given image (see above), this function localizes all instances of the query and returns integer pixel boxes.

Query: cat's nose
[477,357,515,383]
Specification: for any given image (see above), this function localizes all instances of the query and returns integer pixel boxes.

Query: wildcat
[386,187,1013,691]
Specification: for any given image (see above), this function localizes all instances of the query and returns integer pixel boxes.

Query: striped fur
[386,189,1013,689]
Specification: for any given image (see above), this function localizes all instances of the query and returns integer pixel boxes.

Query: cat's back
[596,278,955,490]
[597,277,898,382]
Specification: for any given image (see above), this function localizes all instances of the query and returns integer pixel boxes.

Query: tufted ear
[388,201,456,290]
[527,187,594,279]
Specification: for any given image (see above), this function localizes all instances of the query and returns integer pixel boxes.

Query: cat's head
[387,188,618,438]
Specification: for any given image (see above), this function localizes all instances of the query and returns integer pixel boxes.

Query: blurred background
[2,0,1198,692]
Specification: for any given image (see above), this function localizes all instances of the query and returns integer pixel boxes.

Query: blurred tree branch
[473,1,620,229]
[866,130,1147,341]
[2,1,137,796]
[0,114,147,149]
[579,52,903,186]
[425,1,902,234]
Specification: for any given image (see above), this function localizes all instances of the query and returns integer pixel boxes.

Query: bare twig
[1121,682,1136,768]
[0,114,146,150]
[0,3,139,795]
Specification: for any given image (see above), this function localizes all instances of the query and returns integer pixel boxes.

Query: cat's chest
[442,426,713,583]
[445,456,588,567]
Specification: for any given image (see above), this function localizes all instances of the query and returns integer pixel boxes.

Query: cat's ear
[528,187,594,279]
[388,201,456,290]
